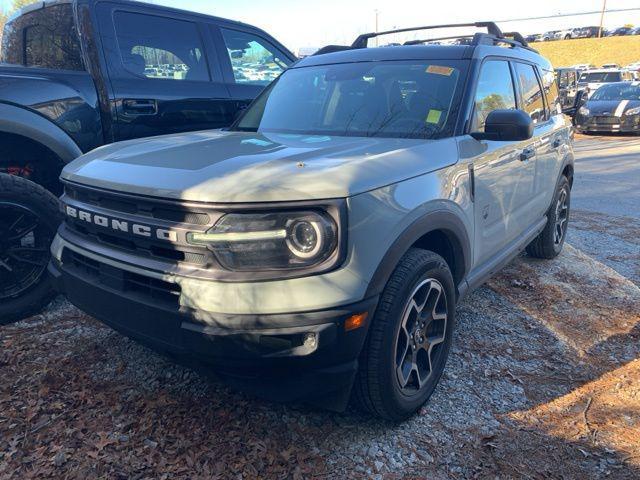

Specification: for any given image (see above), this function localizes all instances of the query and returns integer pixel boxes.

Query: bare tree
[11,0,38,11]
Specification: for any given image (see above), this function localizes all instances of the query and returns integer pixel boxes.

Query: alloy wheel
[554,187,569,245]
[0,202,51,299]
[394,278,448,395]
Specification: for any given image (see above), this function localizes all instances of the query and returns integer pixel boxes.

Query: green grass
[535,36,640,68]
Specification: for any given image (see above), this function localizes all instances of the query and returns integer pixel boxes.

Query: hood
[585,99,640,116]
[62,130,458,203]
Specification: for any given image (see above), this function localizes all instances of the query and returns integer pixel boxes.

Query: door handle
[122,99,157,115]
[519,147,536,162]
[552,138,562,149]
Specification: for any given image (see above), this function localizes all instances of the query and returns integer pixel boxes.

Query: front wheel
[353,249,456,421]
[0,174,61,325]
[526,175,571,259]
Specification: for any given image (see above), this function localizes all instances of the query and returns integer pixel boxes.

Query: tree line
[1,1,38,44]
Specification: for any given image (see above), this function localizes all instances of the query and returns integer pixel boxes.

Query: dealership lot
[0,136,638,480]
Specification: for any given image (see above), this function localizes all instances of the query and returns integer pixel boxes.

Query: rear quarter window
[1,4,84,71]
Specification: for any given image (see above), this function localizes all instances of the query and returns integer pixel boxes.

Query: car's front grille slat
[63,184,212,267]
[63,249,181,309]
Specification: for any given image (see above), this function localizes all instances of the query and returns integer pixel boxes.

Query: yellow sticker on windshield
[426,109,442,124]
[426,65,454,76]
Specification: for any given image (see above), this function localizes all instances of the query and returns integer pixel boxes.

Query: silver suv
[49,23,574,420]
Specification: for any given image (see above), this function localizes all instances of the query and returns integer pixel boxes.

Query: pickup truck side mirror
[471,109,534,141]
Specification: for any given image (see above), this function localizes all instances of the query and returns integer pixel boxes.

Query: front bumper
[49,243,377,407]
[576,114,640,133]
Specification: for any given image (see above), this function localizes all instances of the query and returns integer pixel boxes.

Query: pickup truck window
[220,29,290,86]
[1,4,84,71]
[114,12,209,82]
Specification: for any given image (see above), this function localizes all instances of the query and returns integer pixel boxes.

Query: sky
[2,0,639,52]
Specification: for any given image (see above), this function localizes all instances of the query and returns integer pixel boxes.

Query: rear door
[210,25,294,111]
[469,59,538,267]
[96,3,237,141]
[512,61,557,223]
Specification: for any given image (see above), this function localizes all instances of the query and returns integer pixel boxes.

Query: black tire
[526,175,571,259]
[0,174,61,325]
[353,248,456,421]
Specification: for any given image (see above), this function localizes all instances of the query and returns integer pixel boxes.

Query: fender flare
[364,210,472,298]
[559,151,575,186]
[0,103,82,163]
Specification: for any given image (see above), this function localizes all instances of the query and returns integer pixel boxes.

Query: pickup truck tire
[353,248,455,421]
[0,174,61,325]
[526,175,571,259]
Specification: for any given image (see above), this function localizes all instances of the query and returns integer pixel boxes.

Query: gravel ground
[1,137,639,479]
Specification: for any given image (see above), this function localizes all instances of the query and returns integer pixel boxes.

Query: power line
[496,7,640,23]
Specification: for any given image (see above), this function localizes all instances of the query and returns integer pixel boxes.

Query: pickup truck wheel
[0,174,61,325]
[353,248,455,421]
[526,175,571,259]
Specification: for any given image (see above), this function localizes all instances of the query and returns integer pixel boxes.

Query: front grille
[64,184,211,225]
[63,249,181,309]
[62,184,214,267]
[69,221,208,265]
[592,116,619,125]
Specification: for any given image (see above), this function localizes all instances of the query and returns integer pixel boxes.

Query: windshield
[579,72,622,83]
[590,83,640,101]
[233,60,467,139]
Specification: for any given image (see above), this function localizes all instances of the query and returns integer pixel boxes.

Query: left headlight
[625,106,640,116]
[187,210,339,272]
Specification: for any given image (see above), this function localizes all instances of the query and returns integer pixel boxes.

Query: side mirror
[471,109,534,141]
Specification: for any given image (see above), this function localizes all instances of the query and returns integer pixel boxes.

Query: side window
[220,28,291,86]
[514,63,546,123]
[472,60,516,132]
[114,12,209,81]
[542,69,561,117]
[1,4,84,70]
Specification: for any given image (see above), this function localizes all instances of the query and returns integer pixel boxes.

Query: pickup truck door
[96,4,237,142]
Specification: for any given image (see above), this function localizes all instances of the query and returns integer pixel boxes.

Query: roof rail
[313,22,537,57]
[503,32,530,47]
[351,22,503,48]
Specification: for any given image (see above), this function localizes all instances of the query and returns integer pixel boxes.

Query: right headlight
[625,106,640,116]
[578,106,590,116]
[187,210,339,272]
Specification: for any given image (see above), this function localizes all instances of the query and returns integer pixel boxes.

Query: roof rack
[351,22,504,48]
[313,21,537,56]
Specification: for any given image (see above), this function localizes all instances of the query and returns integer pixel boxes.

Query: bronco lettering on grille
[65,205,178,242]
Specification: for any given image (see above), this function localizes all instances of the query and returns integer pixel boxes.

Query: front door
[469,59,538,267]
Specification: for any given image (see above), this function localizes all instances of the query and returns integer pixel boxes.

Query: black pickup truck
[0,0,294,323]
[0,0,296,193]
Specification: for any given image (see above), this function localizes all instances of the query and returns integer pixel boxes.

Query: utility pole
[375,9,379,47]
[598,0,607,38]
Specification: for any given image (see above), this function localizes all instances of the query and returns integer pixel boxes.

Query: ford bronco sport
[49,22,574,420]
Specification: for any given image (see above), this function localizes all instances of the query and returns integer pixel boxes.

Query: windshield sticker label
[426,109,442,124]
[426,65,454,76]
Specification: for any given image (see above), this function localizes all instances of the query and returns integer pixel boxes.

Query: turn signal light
[345,312,368,332]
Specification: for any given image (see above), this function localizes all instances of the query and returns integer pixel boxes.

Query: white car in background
[572,63,596,71]
[556,27,583,40]
[578,69,635,96]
